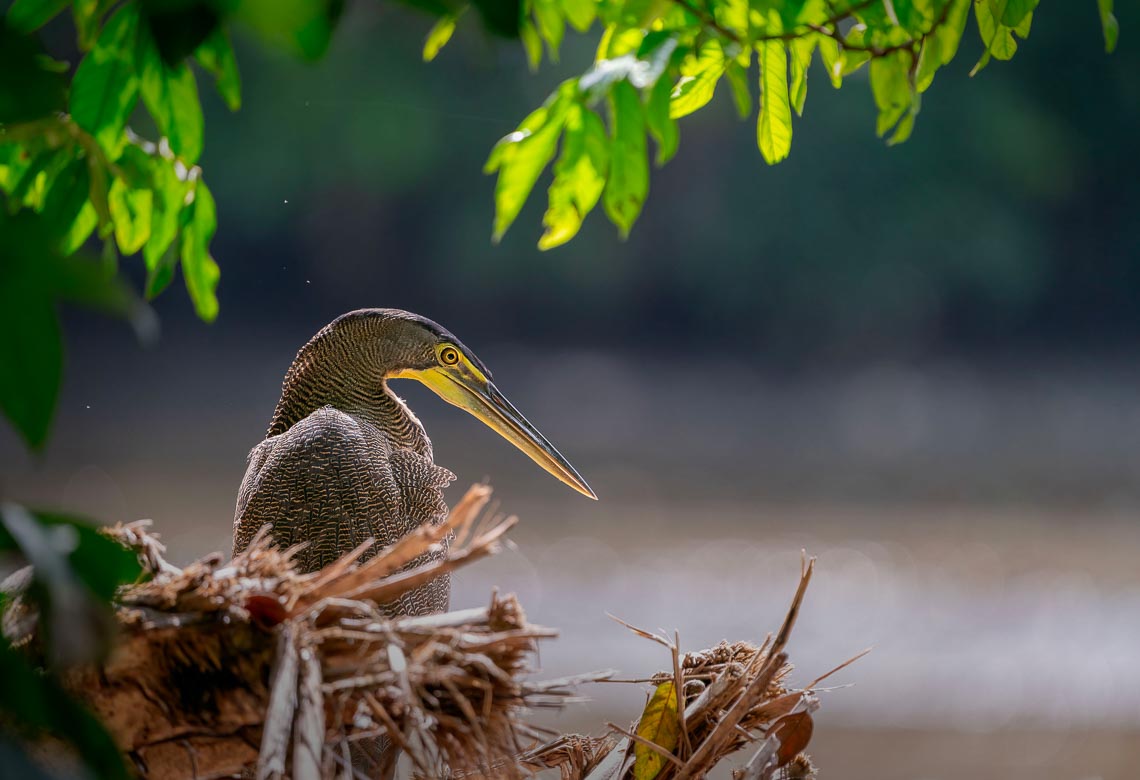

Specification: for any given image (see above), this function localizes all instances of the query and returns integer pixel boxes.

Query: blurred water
[4,342,1140,778]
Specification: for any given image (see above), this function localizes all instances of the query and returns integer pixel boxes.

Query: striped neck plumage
[266,327,431,456]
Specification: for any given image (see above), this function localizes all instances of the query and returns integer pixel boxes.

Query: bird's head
[365,310,596,500]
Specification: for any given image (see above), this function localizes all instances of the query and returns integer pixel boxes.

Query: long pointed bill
[411,367,597,499]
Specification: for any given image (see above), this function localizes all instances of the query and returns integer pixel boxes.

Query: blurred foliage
[1,504,143,780]
[479,0,1119,247]
[0,0,1122,448]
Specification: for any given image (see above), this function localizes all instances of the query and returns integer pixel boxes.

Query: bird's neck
[267,343,431,456]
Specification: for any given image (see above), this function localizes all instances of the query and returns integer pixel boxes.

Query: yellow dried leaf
[633,680,679,780]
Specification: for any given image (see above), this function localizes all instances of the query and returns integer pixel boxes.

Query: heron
[233,308,595,608]
[232,309,594,775]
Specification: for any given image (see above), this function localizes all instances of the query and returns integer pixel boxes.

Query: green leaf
[231,0,345,60]
[818,36,842,88]
[138,27,204,164]
[0,224,63,451]
[1098,0,1118,53]
[180,179,220,321]
[40,157,92,245]
[194,27,241,110]
[539,104,608,249]
[1000,0,1038,27]
[520,19,543,70]
[423,14,459,62]
[596,24,644,59]
[788,37,813,117]
[0,211,144,450]
[603,80,648,237]
[68,6,140,157]
[142,151,189,298]
[533,0,565,59]
[561,0,596,31]
[646,75,679,165]
[108,176,153,254]
[0,642,129,780]
[59,200,98,254]
[933,0,971,64]
[6,0,70,33]
[972,0,1017,75]
[0,25,68,123]
[13,509,144,601]
[838,25,871,76]
[670,40,725,119]
[725,60,752,119]
[915,39,940,93]
[757,41,792,165]
[486,83,574,241]
[870,52,912,138]
[72,0,111,51]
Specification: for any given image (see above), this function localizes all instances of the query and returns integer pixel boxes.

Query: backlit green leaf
[108,176,153,254]
[818,37,842,88]
[68,6,139,157]
[520,19,543,70]
[194,27,242,110]
[561,0,596,32]
[1000,0,1038,28]
[603,80,648,237]
[870,52,912,138]
[59,200,98,254]
[1098,0,1118,53]
[972,0,1020,75]
[725,60,752,119]
[540,104,608,249]
[40,157,91,245]
[670,40,725,119]
[788,37,813,117]
[180,179,220,321]
[423,14,458,62]
[646,74,679,164]
[138,147,189,298]
[933,0,971,65]
[138,28,204,163]
[757,41,792,165]
[533,0,565,59]
[486,83,574,241]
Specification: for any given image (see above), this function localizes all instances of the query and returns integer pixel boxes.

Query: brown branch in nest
[37,485,606,780]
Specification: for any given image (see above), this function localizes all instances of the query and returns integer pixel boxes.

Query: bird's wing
[232,406,407,572]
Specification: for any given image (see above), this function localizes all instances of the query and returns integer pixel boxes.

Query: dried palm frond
[524,556,867,780]
[51,485,609,779]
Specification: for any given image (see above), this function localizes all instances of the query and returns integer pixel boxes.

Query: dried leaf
[772,711,813,767]
[245,593,287,628]
[633,680,679,780]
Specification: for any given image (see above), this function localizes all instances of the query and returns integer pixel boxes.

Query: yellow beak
[407,366,597,500]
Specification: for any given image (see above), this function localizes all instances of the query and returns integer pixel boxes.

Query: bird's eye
[439,345,460,366]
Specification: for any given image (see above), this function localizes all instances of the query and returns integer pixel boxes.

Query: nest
[6,485,862,780]
[47,485,605,779]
